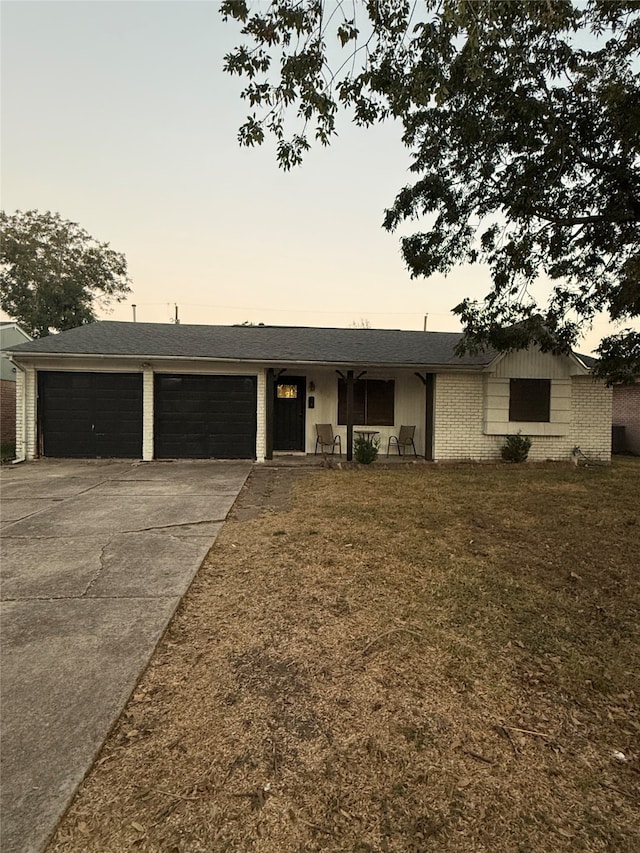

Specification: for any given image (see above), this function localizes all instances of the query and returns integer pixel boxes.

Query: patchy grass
[48,459,640,852]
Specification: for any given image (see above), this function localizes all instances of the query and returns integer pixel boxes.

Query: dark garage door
[154,374,257,459]
[38,371,143,458]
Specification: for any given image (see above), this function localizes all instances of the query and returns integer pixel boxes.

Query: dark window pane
[509,379,551,422]
[338,379,366,424]
[338,379,394,425]
[366,380,395,426]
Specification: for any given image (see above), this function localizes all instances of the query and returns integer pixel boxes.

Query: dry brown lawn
[48,458,640,852]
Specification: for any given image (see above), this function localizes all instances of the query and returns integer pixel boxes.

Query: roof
[5,321,496,369]
[575,352,597,369]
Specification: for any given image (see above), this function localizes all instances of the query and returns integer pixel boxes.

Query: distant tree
[221,0,640,380]
[0,210,131,338]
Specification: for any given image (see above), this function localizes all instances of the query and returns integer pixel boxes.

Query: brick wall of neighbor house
[433,372,611,462]
[612,385,640,455]
[0,378,17,442]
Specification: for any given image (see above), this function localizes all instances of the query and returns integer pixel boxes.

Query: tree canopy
[221,0,640,380]
[0,210,131,338]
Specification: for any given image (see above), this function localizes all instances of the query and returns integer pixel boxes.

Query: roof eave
[7,351,492,370]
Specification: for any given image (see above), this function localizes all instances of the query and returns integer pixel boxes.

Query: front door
[273,376,306,451]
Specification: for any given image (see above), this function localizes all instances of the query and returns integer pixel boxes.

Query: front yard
[49,459,639,852]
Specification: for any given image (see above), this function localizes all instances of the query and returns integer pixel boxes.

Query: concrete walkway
[0,459,251,853]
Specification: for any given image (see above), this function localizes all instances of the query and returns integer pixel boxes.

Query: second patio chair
[386,425,417,457]
[315,424,342,455]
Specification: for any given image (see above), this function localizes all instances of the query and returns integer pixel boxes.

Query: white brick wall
[14,368,25,459]
[12,364,37,461]
[434,373,502,461]
[25,366,37,460]
[256,368,266,462]
[434,372,611,462]
[142,367,154,461]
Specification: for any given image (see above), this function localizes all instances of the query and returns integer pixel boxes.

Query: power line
[131,301,454,318]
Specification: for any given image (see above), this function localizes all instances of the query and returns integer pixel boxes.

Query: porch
[264,452,430,468]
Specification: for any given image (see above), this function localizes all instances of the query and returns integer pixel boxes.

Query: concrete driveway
[0,459,251,853]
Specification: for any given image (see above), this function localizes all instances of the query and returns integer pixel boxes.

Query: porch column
[346,369,354,461]
[265,368,274,460]
[415,372,435,461]
[425,373,435,461]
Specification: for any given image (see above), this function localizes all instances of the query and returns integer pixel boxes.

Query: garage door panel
[154,374,256,459]
[39,372,142,458]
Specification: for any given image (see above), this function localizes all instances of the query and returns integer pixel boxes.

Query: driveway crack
[130,519,224,533]
[83,539,112,597]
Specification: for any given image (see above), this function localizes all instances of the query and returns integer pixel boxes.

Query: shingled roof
[6,321,496,368]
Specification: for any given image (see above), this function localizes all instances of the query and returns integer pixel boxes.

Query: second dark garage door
[154,374,257,459]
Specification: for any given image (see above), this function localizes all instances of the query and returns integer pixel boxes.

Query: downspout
[10,358,27,463]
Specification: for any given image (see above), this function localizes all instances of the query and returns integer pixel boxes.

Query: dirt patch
[47,460,640,852]
[230,467,307,520]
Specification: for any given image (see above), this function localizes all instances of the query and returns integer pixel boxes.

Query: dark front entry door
[273,376,306,451]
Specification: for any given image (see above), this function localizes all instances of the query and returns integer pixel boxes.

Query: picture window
[509,379,551,422]
[337,379,394,426]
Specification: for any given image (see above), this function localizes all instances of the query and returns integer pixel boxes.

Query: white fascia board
[7,352,491,372]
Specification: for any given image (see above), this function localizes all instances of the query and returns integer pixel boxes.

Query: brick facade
[612,384,640,455]
[434,372,611,462]
[0,379,17,443]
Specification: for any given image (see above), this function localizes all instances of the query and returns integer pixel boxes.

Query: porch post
[415,372,435,461]
[265,368,274,460]
[425,373,435,461]
[346,369,354,461]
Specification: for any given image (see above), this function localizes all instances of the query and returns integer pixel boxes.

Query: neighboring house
[612,381,640,455]
[5,321,611,463]
[0,322,32,444]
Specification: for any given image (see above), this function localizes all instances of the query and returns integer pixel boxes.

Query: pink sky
[1,1,634,353]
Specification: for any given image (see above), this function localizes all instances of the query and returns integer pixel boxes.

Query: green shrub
[354,435,380,464]
[501,432,532,463]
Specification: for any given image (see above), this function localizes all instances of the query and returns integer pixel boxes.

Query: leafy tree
[0,210,131,338]
[221,0,640,380]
